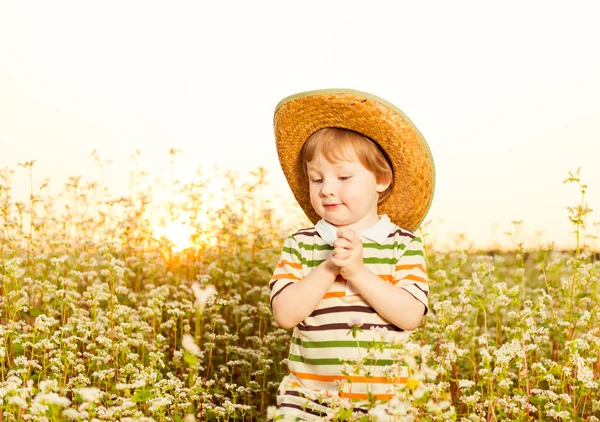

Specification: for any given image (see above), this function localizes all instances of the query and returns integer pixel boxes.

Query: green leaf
[132,388,155,403]
[11,342,25,356]
[184,351,199,366]
[530,396,545,405]
[29,307,44,317]
[335,407,353,420]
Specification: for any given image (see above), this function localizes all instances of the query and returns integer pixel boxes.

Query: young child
[270,89,435,420]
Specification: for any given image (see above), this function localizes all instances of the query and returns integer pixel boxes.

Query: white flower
[7,395,28,409]
[149,396,171,412]
[386,397,412,416]
[34,314,59,333]
[112,265,125,278]
[576,357,597,388]
[191,283,217,311]
[266,405,277,420]
[458,379,475,390]
[347,316,363,327]
[62,408,82,419]
[38,379,59,394]
[182,334,202,357]
[34,392,71,407]
[78,387,102,403]
[368,405,391,419]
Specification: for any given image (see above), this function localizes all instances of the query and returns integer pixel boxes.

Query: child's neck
[330,214,381,234]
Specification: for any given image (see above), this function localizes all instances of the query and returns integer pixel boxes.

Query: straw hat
[274,88,435,232]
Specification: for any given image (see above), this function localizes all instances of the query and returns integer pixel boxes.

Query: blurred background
[1,0,599,251]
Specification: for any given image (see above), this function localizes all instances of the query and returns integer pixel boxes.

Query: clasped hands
[326,228,366,282]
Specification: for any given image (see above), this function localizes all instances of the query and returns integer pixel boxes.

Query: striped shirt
[269,216,429,420]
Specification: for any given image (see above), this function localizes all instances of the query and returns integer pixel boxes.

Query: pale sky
[1,1,599,250]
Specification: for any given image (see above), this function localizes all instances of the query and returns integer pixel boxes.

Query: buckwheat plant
[328,324,454,421]
[1,159,292,421]
[2,158,599,421]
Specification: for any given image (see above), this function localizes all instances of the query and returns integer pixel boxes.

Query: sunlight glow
[153,221,194,252]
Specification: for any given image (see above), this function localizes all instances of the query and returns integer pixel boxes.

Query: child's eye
[339,176,351,181]
[311,179,323,184]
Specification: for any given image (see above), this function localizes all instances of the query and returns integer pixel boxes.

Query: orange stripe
[273,273,301,281]
[322,291,345,299]
[404,274,428,284]
[395,263,426,273]
[378,274,427,284]
[291,371,406,384]
[339,392,396,400]
[277,260,302,269]
[393,274,428,285]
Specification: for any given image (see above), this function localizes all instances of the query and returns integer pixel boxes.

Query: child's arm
[347,269,425,330]
[332,229,427,331]
[271,260,338,329]
[269,235,339,329]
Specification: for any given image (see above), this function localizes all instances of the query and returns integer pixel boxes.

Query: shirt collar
[315,215,394,246]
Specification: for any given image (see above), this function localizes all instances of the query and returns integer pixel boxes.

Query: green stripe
[283,246,302,261]
[289,354,395,366]
[304,259,325,267]
[364,257,398,264]
[294,241,410,251]
[298,242,332,251]
[283,247,324,267]
[292,337,384,349]
[403,249,424,257]
[289,354,340,365]
[365,242,409,251]
[285,244,422,266]
[273,416,304,421]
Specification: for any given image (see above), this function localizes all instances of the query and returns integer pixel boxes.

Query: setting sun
[153,220,194,252]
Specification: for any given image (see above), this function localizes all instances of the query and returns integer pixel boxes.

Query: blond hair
[300,128,394,204]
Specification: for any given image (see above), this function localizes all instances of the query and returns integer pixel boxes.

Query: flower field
[1,162,599,421]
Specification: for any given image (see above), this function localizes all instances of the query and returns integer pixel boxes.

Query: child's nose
[320,179,335,197]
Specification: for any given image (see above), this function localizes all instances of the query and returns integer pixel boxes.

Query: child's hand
[323,255,340,276]
[331,228,365,281]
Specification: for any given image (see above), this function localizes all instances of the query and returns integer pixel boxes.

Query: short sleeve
[269,235,303,308]
[394,236,429,315]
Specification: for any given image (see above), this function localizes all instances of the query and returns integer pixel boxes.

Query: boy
[270,89,435,420]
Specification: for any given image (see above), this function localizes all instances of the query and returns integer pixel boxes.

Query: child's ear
[376,175,392,193]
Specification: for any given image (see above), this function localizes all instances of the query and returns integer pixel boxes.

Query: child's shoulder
[386,222,419,243]
[287,226,320,241]
[383,223,424,257]
[281,227,326,254]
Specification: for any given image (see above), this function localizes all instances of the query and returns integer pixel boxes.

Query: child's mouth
[324,204,342,210]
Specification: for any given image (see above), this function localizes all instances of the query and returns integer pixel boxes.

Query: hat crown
[274,89,435,232]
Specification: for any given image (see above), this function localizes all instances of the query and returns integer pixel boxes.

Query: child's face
[306,152,389,232]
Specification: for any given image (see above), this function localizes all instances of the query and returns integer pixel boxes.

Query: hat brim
[274,88,435,232]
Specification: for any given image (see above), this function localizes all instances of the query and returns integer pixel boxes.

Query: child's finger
[330,256,342,268]
[333,238,354,250]
[336,228,353,237]
[333,248,351,261]
[337,229,360,244]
